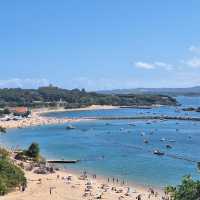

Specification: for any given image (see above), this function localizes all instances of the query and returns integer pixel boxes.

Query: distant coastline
[2,103,200,130]
[0,105,118,129]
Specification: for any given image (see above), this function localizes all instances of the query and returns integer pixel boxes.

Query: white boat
[153,149,165,156]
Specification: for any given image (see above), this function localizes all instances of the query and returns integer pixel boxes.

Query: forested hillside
[0,86,177,108]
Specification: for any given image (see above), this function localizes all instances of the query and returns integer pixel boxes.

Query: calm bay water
[1,96,200,187]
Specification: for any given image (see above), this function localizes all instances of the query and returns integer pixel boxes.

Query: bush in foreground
[165,176,200,200]
[0,147,10,159]
[0,158,26,195]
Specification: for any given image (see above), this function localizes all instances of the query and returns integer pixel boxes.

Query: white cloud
[189,45,200,54]
[135,62,155,69]
[134,61,173,70]
[134,44,200,71]
[0,78,49,89]
[185,57,200,68]
[154,62,173,70]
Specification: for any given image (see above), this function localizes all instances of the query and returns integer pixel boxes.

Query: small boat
[166,144,172,149]
[153,150,165,156]
[66,125,76,130]
[160,138,166,142]
[144,139,149,144]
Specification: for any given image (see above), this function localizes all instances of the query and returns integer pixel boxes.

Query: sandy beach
[2,166,165,200]
[0,105,118,129]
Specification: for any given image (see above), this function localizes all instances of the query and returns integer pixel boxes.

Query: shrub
[0,159,26,195]
[0,177,7,195]
[0,148,10,159]
[165,176,200,200]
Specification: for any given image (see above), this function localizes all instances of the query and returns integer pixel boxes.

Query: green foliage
[26,143,40,159]
[0,127,6,133]
[0,86,177,108]
[0,159,26,195]
[3,108,10,115]
[0,108,10,116]
[0,147,10,159]
[15,144,42,162]
[0,177,7,195]
[165,176,200,200]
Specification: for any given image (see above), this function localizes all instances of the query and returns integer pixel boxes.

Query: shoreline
[61,167,165,192]
[2,104,199,130]
[34,105,120,115]
[2,158,166,200]
[0,105,118,130]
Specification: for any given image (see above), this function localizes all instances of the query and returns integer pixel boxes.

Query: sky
[0,0,200,90]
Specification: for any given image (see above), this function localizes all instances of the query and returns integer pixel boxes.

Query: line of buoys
[84,115,200,122]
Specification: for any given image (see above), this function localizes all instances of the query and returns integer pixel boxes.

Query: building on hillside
[8,107,29,116]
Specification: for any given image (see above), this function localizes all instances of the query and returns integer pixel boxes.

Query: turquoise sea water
[1,96,200,187]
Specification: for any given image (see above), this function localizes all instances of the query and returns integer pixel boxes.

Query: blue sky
[0,0,200,90]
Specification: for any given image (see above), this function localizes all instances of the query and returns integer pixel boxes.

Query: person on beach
[93,174,96,179]
[136,194,142,200]
[21,185,26,192]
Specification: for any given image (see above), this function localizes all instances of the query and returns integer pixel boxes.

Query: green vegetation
[0,108,10,117]
[0,150,26,196]
[0,147,10,159]
[15,143,41,162]
[0,127,6,133]
[165,176,200,200]
[26,143,40,159]
[0,86,177,108]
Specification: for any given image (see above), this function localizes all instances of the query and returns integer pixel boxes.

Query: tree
[165,176,200,200]
[26,143,40,159]
[3,109,10,115]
